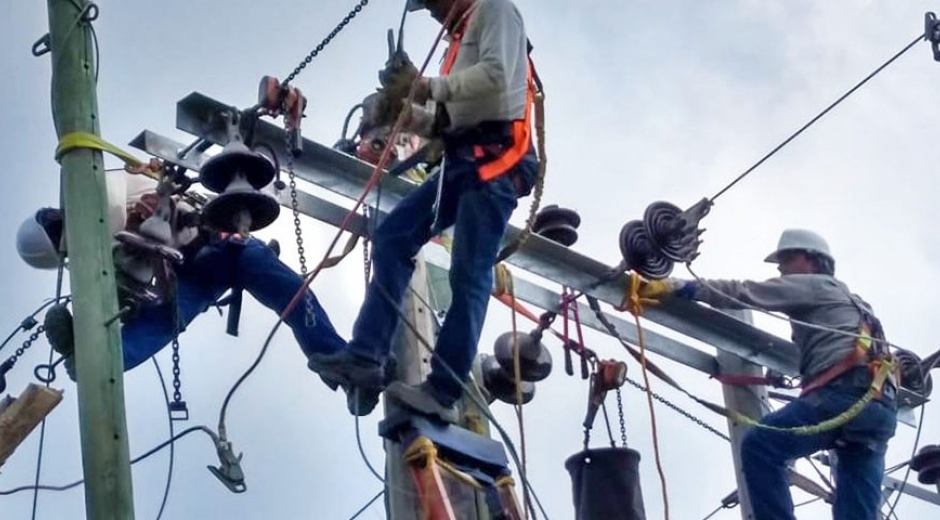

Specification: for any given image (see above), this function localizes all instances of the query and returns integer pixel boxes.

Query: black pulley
[895,349,934,399]
[44,303,74,357]
[565,447,647,520]
[618,220,673,279]
[199,140,277,194]
[911,444,940,489]
[493,331,553,382]
[481,354,535,405]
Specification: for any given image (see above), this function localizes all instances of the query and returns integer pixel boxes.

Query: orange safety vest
[440,13,536,182]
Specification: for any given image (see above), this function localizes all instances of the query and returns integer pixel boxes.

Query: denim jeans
[347,147,538,405]
[121,236,345,370]
[741,383,897,520]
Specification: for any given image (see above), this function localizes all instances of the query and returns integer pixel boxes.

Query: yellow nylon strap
[56,131,145,168]
[402,436,482,489]
[493,263,513,297]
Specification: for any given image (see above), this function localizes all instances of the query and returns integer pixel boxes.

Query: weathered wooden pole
[46,0,135,517]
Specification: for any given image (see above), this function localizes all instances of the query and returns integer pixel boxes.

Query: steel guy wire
[347,489,385,520]
[709,32,927,203]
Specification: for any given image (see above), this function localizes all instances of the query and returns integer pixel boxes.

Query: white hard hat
[16,208,63,270]
[764,228,833,263]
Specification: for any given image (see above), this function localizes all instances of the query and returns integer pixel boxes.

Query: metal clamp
[207,439,247,493]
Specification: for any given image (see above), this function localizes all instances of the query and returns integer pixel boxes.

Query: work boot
[385,381,459,424]
[43,303,74,357]
[307,349,385,390]
[343,357,398,416]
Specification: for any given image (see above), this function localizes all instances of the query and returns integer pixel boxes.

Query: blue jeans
[741,383,897,520]
[347,147,538,405]
[121,236,345,370]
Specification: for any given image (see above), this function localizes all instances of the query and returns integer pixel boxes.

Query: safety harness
[799,290,898,400]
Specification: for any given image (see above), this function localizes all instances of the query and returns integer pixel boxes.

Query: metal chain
[624,377,730,442]
[616,388,628,447]
[4,325,46,366]
[171,337,183,404]
[283,112,316,327]
[282,0,372,86]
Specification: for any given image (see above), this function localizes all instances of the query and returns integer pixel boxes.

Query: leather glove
[378,52,421,100]
[633,274,697,300]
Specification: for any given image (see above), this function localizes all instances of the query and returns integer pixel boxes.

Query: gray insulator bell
[493,330,553,382]
[202,173,280,233]
[200,140,276,194]
[481,354,536,405]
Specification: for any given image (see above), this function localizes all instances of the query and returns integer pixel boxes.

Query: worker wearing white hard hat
[632,228,897,520]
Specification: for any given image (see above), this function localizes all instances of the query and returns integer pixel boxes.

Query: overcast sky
[2,1,940,519]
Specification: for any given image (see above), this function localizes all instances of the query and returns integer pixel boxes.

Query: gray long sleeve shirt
[692,274,878,382]
[427,0,529,130]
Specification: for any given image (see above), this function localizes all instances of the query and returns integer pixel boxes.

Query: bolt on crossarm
[45,0,135,518]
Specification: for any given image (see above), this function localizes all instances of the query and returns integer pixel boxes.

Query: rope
[623,275,671,520]
[495,91,547,263]
[497,264,533,520]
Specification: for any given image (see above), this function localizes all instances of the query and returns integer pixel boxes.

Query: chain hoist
[282,108,317,328]
[282,0,372,86]
[581,359,628,450]
[0,324,45,393]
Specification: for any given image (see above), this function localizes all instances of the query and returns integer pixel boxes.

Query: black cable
[151,358,176,520]
[29,345,55,520]
[348,489,385,520]
[709,32,926,202]
[353,395,385,483]
[882,356,933,519]
[0,426,217,497]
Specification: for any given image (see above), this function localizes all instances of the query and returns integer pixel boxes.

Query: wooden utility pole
[46,1,136,518]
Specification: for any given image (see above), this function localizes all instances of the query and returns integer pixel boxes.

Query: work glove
[378,52,423,101]
[632,274,697,300]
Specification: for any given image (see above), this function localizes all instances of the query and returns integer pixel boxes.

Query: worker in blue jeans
[309,0,540,420]
[120,235,345,370]
[638,228,898,519]
[15,207,346,376]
